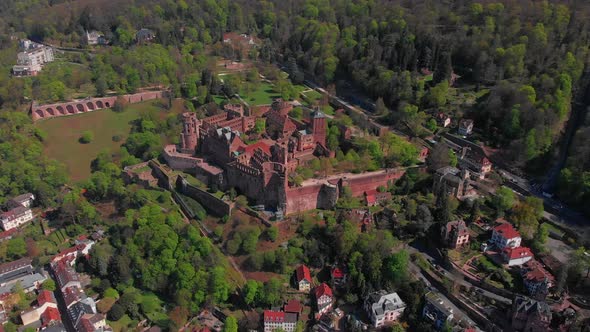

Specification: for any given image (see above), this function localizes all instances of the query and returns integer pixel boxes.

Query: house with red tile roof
[295,265,311,292]
[521,261,554,299]
[331,267,346,286]
[263,310,297,332]
[491,223,522,250]
[40,306,62,328]
[314,283,333,316]
[20,290,59,326]
[502,247,534,266]
[284,299,302,317]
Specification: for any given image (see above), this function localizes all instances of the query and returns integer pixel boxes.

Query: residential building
[284,299,302,318]
[432,167,475,200]
[363,189,392,207]
[331,267,346,287]
[1,193,35,231]
[0,258,45,295]
[441,220,470,249]
[135,29,155,43]
[12,42,54,76]
[511,296,552,332]
[20,290,59,326]
[491,223,522,250]
[422,292,454,330]
[263,310,297,332]
[442,134,492,177]
[314,283,333,316]
[436,113,452,128]
[458,119,474,136]
[295,265,311,292]
[85,31,107,46]
[502,247,534,266]
[521,261,554,299]
[364,290,406,328]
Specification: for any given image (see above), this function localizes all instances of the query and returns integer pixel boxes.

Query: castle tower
[179,112,200,154]
[312,109,327,147]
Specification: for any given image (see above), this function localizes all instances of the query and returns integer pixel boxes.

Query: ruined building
[164,101,405,214]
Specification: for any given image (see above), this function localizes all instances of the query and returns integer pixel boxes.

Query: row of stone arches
[33,99,112,120]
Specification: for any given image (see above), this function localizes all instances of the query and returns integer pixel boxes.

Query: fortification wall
[285,182,338,214]
[162,146,201,171]
[345,169,405,196]
[176,176,232,217]
[285,169,405,214]
[148,160,173,191]
[31,90,167,121]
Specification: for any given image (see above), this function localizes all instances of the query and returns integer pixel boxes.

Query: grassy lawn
[242,82,280,105]
[301,90,322,103]
[36,100,168,182]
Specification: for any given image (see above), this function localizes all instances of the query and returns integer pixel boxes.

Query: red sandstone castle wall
[345,169,405,197]
[31,90,166,121]
[284,169,406,215]
[286,183,325,214]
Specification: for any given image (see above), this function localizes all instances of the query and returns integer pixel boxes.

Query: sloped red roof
[37,290,56,306]
[494,223,520,239]
[296,265,311,283]
[264,310,285,322]
[503,246,533,260]
[40,307,61,326]
[331,267,345,279]
[314,283,332,299]
[284,299,302,314]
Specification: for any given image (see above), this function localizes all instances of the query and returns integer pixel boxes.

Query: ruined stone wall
[31,90,167,121]
[176,176,232,217]
[225,164,265,204]
[162,146,201,171]
[148,160,173,191]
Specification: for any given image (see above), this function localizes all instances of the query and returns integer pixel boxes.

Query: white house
[263,310,297,332]
[491,223,522,250]
[364,291,406,328]
[502,247,534,266]
[314,283,333,316]
[1,193,35,231]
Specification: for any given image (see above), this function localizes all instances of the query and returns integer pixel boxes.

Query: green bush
[80,130,94,144]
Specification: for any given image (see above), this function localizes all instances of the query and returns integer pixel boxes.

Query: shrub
[80,131,94,144]
[112,135,122,142]
[108,303,125,321]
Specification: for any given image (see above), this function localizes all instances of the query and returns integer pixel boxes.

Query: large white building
[364,290,406,328]
[1,193,35,231]
[263,310,297,332]
[12,41,54,76]
[491,223,522,250]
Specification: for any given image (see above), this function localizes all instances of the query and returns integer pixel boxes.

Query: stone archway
[86,102,95,110]
[66,105,75,114]
[76,104,85,113]
[35,109,45,118]
[96,101,104,108]
[105,102,111,108]
[57,106,65,114]
[46,108,55,116]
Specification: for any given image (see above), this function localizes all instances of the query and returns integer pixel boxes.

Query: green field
[242,82,280,105]
[36,101,168,181]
